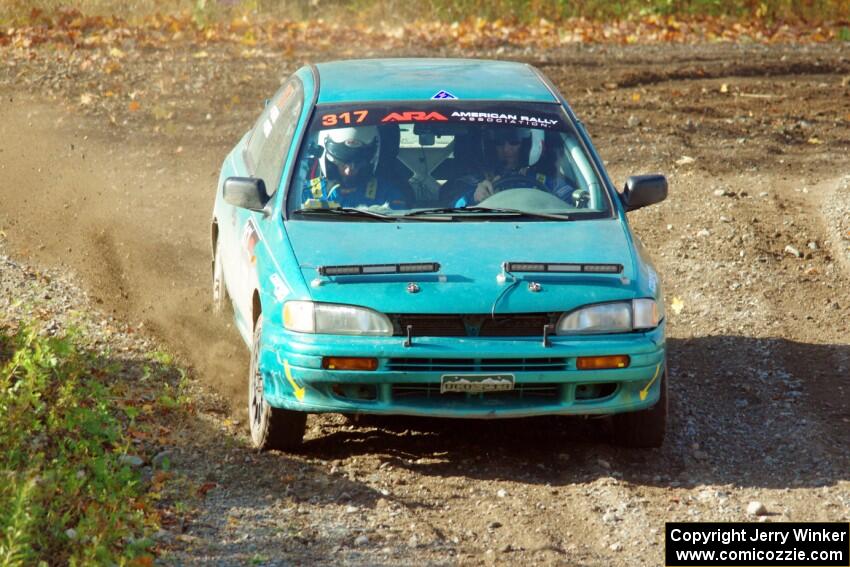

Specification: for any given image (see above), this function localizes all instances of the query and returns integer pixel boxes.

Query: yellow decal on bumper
[283,360,305,402]
[639,363,662,401]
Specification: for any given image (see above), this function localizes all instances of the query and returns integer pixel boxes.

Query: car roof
[314,58,559,104]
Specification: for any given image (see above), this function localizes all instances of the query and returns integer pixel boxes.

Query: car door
[223,77,305,331]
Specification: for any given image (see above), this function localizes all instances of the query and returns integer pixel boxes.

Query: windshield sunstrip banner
[316,103,567,130]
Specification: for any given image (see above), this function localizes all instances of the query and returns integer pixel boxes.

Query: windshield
[285,102,612,220]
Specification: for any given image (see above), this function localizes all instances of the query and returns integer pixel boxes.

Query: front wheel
[248,315,306,451]
[610,368,667,448]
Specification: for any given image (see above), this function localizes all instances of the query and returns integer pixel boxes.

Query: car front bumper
[259,322,666,418]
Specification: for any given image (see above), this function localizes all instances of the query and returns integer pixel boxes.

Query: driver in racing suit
[302,126,410,209]
[453,127,574,207]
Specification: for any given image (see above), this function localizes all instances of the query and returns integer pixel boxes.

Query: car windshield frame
[283,100,615,222]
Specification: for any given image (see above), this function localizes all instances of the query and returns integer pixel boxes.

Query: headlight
[556,299,660,335]
[632,298,660,330]
[283,301,393,336]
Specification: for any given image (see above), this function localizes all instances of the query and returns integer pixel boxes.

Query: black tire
[248,315,306,451]
[211,239,227,316]
[610,368,667,448]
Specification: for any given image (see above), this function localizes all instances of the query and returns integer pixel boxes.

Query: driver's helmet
[318,126,380,184]
[482,127,544,169]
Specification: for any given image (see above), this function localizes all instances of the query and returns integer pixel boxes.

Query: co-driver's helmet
[318,126,380,183]
[482,127,544,169]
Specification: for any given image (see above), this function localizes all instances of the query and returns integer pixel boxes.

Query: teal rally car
[210,58,669,451]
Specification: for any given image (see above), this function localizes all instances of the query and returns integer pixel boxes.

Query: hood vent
[505,262,622,274]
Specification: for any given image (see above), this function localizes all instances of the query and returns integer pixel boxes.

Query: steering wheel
[491,173,549,193]
[478,187,569,210]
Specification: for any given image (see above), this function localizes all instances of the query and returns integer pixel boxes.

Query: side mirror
[223,177,269,211]
[621,174,667,212]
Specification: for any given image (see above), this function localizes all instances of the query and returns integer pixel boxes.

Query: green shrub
[0,327,155,566]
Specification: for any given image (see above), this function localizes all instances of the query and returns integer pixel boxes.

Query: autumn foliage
[0,5,848,52]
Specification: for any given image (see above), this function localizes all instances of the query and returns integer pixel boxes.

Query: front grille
[386,357,568,372]
[479,314,551,336]
[389,313,558,337]
[392,382,562,401]
[393,315,466,337]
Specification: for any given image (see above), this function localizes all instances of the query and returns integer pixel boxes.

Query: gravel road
[1,40,848,565]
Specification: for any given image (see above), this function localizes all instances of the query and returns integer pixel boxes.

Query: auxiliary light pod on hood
[503,262,623,274]
[317,262,441,277]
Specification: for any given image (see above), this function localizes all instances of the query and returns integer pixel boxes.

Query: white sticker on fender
[269,274,289,301]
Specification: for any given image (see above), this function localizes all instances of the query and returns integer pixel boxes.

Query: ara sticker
[381,111,448,123]
[449,111,559,128]
[431,90,457,100]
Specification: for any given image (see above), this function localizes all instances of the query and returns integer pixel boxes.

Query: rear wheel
[610,368,667,448]
[248,315,306,451]
[212,239,227,315]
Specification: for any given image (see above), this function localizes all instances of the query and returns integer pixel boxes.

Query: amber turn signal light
[576,355,630,370]
[322,357,378,371]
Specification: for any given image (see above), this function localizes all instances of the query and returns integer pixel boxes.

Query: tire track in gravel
[613,60,850,89]
[765,175,850,462]
[633,168,850,474]
[597,165,850,561]
[537,44,850,89]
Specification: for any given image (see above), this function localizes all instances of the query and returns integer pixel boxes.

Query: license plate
[440,374,515,394]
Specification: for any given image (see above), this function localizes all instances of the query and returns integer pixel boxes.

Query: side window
[245,102,272,171]
[245,78,304,196]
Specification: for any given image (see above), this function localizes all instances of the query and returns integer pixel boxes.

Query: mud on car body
[210,58,669,451]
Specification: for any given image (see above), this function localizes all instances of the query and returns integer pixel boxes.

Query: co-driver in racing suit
[453,127,575,207]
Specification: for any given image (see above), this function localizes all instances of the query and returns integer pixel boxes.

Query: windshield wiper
[292,207,396,221]
[403,206,571,220]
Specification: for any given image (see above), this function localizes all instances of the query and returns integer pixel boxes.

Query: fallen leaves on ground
[2,8,848,54]
[670,297,685,314]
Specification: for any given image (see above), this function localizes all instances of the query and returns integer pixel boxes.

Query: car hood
[285,219,638,314]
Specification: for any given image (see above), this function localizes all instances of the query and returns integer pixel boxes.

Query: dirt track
[1,42,849,565]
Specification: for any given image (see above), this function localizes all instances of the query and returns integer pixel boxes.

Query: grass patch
[0,326,160,566]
